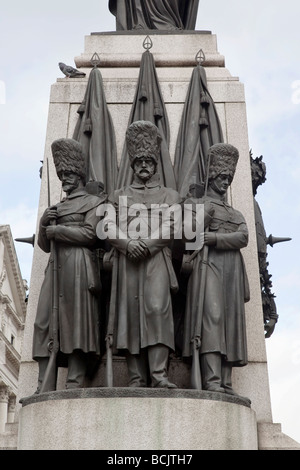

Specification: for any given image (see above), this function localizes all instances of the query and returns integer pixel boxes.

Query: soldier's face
[134,157,156,181]
[211,172,232,195]
[60,171,81,194]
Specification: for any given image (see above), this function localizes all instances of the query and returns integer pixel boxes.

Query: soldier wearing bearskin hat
[33,138,106,392]
[105,121,181,388]
[182,143,250,396]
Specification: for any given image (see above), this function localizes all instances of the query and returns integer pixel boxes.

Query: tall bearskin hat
[207,143,239,183]
[126,120,162,168]
[51,138,86,184]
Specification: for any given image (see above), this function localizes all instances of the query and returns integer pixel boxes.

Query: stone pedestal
[16,31,300,450]
[18,388,257,450]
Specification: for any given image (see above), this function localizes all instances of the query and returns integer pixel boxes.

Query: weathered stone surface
[258,423,300,450]
[18,389,257,450]
[75,32,225,68]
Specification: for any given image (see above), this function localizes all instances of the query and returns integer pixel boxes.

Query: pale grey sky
[0,0,299,444]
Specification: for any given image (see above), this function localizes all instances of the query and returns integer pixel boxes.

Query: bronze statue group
[33,121,249,397]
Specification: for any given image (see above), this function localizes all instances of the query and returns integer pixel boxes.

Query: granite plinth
[20,386,252,408]
[74,31,225,68]
[18,388,257,450]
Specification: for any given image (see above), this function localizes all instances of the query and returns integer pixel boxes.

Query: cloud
[275,270,300,291]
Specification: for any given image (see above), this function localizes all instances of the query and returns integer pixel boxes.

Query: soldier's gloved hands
[127,240,149,261]
[204,232,217,246]
[41,206,58,227]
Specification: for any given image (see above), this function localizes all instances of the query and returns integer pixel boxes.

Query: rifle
[190,240,208,389]
[190,153,212,390]
[105,249,119,387]
[40,159,59,393]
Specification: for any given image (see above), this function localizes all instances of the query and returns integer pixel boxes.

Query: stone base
[257,423,300,451]
[74,31,225,68]
[18,388,257,450]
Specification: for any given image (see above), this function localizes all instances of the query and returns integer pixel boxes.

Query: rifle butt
[190,344,202,390]
[39,352,58,394]
[106,342,113,387]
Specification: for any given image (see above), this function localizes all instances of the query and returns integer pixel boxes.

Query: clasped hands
[127,239,150,261]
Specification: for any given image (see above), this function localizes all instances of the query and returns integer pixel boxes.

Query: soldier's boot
[35,357,50,394]
[148,344,177,389]
[201,352,225,393]
[126,349,148,387]
[221,360,236,395]
[66,350,87,389]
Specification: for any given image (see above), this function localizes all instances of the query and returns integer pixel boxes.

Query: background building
[0,225,27,449]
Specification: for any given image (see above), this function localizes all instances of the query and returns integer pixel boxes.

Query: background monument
[14,3,300,450]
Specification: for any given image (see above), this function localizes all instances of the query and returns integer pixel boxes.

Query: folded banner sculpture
[117,49,176,190]
[73,66,118,195]
[174,64,224,197]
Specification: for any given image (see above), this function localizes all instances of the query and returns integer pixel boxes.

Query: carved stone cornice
[0,226,27,319]
[0,385,9,403]
[0,263,6,290]
[0,331,21,374]
[0,292,24,328]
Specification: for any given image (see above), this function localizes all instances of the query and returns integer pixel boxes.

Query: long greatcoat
[182,196,250,366]
[32,189,105,365]
[105,174,181,355]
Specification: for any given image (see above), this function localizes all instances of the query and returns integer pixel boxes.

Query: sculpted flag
[109,0,199,30]
[73,67,118,195]
[116,50,176,190]
[174,64,224,197]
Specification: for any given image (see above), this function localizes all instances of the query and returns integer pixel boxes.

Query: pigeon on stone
[59,62,86,78]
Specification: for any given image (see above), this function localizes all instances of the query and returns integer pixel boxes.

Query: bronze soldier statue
[109,0,199,31]
[251,154,278,337]
[32,138,106,392]
[105,121,181,388]
[250,153,290,338]
[182,143,250,395]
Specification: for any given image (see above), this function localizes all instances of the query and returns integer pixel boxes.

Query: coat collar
[61,188,89,202]
[131,173,161,189]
